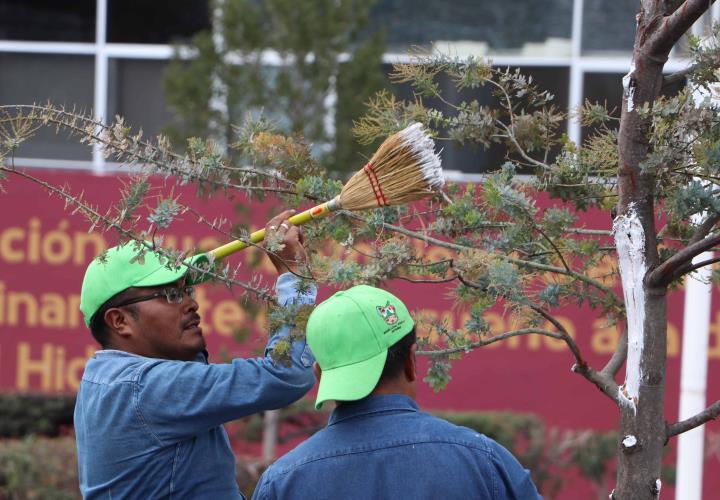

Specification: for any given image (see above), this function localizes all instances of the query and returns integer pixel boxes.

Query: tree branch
[572,365,621,405]
[648,0,716,57]
[534,223,571,272]
[647,232,720,286]
[452,272,620,404]
[663,65,695,89]
[667,400,720,438]
[689,213,720,246]
[340,211,622,307]
[417,328,565,357]
[528,303,619,404]
[0,166,278,303]
[601,326,628,378]
[392,275,459,284]
[680,255,720,274]
[526,303,587,369]
[0,105,297,195]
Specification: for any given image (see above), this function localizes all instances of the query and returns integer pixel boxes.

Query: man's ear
[313,362,322,381]
[404,344,417,382]
[103,308,134,339]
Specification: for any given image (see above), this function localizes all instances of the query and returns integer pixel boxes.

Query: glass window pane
[582,72,686,143]
[582,0,637,55]
[106,59,184,142]
[107,0,210,44]
[370,0,573,57]
[581,73,622,144]
[0,0,96,42]
[387,64,569,174]
[0,53,94,161]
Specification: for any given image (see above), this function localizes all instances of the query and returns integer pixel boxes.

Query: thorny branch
[339,211,623,307]
[0,105,297,195]
[180,204,316,281]
[416,328,567,356]
[447,272,620,404]
[533,222,571,272]
[0,165,278,303]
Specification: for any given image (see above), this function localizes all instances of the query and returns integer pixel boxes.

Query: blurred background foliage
[1,392,637,499]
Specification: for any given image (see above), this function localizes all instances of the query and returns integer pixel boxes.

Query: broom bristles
[339,122,444,211]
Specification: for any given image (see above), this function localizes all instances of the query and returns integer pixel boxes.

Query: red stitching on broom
[363,162,388,206]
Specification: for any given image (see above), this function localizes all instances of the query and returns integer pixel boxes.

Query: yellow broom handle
[209,197,340,260]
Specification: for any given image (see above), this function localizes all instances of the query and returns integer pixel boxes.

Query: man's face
[119,279,206,361]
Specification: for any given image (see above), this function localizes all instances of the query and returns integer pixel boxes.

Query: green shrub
[0,394,632,498]
[433,410,543,451]
[0,434,269,499]
[0,393,75,438]
[0,435,79,499]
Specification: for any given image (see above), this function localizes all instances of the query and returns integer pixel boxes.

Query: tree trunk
[614,6,669,497]
[615,291,667,499]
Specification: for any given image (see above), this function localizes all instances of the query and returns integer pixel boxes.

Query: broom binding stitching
[363,162,388,206]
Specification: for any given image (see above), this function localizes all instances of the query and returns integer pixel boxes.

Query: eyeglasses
[113,286,196,308]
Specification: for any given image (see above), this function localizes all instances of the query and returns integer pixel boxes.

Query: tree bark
[615,291,667,499]
[613,1,718,497]
[613,3,669,498]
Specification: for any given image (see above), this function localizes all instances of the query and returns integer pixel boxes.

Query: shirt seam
[170,442,181,495]
[489,446,498,498]
[131,363,166,447]
[329,406,417,425]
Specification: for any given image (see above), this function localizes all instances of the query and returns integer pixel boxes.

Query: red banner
[1,168,719,496]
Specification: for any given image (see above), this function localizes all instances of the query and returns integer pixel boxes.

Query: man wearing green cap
[75,210,316,499]
[253,285,542,500]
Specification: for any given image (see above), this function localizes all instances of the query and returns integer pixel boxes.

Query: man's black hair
[89,288,139,348]
[379,326,416,383]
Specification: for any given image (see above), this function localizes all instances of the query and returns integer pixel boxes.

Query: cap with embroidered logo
[306,285,414,409]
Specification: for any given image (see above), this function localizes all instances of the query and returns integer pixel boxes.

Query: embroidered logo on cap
[376,302,398,325]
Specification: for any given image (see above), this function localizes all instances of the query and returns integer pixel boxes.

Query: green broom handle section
[209,197,340,260]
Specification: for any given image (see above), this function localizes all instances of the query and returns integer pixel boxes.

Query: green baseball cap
[80,242,211,327]
[306,285,414,409]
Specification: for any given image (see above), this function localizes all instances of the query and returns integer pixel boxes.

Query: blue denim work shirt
[253,394,542,500]
[74,273,316,499]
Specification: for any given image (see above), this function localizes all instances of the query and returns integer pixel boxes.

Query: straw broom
[208,122,444,260]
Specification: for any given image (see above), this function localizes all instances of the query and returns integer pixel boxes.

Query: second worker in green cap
[253,284,543,500]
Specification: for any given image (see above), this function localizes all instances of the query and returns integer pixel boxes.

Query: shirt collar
[328,394,418,426]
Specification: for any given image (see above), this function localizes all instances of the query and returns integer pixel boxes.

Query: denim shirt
[74,273,316,499]
[253,394,542,500]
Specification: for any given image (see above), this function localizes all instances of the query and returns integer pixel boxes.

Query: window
[107,0,210,45]
[387,63,569,173]
[582,72,687,143]
[370,0,573,56]
[582,0,637,55]
[0,0,96,42]
[0,53,94,161]
[107,59,183,142]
